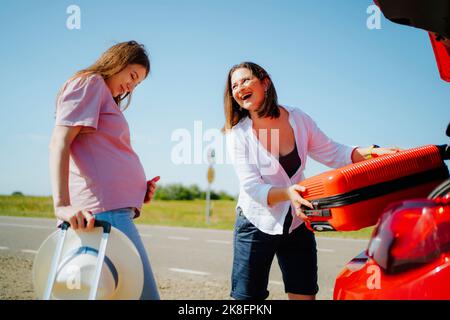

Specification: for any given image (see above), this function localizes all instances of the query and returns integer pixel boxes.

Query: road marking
[0,246,9,250]
[317,248,335,253]
[168,236,190,241]
[0,219,371,243]
[169,268,210,276]
[269,280,283,286]
[140,234,152,238]
[21,249,38,254]
[206,240,231,245]
[0,223,54,230]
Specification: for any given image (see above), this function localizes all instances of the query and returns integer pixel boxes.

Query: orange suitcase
[299,145,449,232]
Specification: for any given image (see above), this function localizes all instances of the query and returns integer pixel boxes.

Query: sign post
[206,148,215,224]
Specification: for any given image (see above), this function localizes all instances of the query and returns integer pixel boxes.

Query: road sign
[207,166,215,184]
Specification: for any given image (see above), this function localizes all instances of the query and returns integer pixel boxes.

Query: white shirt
[226,106,355,235]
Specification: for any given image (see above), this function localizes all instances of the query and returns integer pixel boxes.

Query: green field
[0,195,374,239]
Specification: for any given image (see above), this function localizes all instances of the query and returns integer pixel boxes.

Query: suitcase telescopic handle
[437,144,450,160]
[59,220,111,234]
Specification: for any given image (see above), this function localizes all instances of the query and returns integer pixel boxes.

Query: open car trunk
[375,0,450,82]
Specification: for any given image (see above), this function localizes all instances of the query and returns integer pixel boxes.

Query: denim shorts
[231,207,319,300]
[94,208,160,300]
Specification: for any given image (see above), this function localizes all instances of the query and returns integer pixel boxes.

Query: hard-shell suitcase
[299,144,449,232]
[43,220,111,300]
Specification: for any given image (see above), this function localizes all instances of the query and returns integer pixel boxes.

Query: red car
[334,0,450,300]
[334,187,450,299]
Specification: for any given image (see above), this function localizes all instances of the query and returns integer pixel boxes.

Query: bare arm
[267,187,290,205]
[49,126,94,230]
[268,185,313,221]
[49,126,80,207]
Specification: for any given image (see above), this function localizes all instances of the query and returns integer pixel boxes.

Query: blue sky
[0,0,449,197]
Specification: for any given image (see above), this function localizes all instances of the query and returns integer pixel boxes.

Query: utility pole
[206,148,215,224]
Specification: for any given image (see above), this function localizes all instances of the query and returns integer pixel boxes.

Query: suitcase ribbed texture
[302,145,443,199]
[340,145,443,189]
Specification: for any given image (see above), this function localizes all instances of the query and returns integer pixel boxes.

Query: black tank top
[279,144,301,234]
[279,144,301,179]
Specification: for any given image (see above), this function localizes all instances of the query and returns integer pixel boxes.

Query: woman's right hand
[55,206,95,231]
[286,185,314,222]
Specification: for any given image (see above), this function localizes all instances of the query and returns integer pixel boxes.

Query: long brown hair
[223,62,279,131]
[59,41,150,111]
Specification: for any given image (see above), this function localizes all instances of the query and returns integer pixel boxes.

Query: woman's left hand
[144,176,160,203]
[352,146,402,162]
[370,146,402,158]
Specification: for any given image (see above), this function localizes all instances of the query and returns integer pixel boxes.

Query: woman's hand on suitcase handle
[369,146,402,158]
[352,146,402,162]
[287,185,314,221]
[55,206,95,231]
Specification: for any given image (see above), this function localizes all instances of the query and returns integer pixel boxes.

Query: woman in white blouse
[224,62,398,300]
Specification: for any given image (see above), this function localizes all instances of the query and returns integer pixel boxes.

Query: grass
[138,199,237,230]
[0,195,55,217]
[0,195,374,239]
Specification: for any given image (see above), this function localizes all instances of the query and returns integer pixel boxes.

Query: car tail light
[367,199,450,274]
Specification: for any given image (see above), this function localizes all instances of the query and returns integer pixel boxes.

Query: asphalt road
[0,216,369,300]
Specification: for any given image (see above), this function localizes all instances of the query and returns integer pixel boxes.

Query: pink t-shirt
[55,74,147,217]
